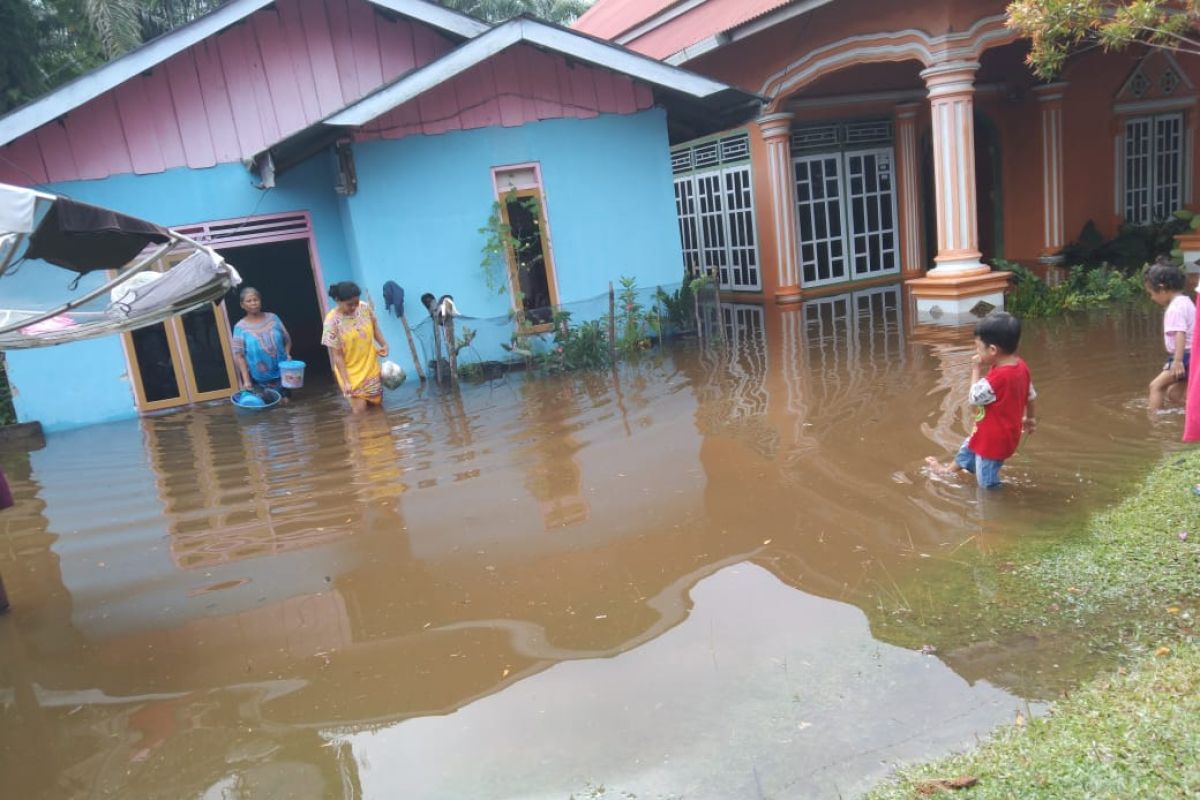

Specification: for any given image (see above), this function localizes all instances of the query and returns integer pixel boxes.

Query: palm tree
[440,0,592,25]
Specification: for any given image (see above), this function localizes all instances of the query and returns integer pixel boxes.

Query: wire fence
[389,279,713,381]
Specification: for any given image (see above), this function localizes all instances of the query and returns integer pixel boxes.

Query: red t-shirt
[968,358,1032,461]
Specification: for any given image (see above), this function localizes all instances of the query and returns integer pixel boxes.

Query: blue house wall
[340,108,683,374]
[7,108,683,431]
[7,156,355,432]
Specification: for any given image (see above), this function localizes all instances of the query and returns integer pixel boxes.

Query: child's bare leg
[1167,380,1187,405]
[925,456,962,476]
[1148,370,1174,411]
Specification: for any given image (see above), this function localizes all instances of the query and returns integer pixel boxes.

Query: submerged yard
[0,285,1193,798]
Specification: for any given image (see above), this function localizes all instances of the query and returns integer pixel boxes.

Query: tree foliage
[439,0,591,24]
[1008,0,1200,78]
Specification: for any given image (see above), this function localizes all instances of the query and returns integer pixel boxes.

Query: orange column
[1034,82,1067,262]
[757,112,802,303]
[920,61,987,276]
[894,102,924,275]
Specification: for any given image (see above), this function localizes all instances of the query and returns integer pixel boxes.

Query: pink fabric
[1162,294,1195,353]
[1185,287,1200,441]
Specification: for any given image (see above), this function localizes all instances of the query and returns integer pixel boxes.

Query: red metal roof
[573,0,681,41]
[575,0,796,60]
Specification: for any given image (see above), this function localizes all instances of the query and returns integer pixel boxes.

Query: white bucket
[279,360,306,389]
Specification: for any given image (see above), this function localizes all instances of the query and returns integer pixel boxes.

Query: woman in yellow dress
[321,281,389,413]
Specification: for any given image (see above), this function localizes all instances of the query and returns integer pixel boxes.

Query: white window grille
[1124,113,1184,224]
[669,132,760,291]
[673,177,701,274]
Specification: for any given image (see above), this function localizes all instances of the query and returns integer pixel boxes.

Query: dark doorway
[920,112,1005,267]
[219,239,330,378]
[974,111,1004,263]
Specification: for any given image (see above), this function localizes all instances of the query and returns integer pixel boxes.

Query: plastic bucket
[279,360,306,389]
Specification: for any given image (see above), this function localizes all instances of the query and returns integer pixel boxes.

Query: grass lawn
[865,449,1200,799]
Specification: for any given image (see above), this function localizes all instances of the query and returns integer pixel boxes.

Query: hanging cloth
[25,197,170,273]
[383,281,405,318]
[0,184,38,234]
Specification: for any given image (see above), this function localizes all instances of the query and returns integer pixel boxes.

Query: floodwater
[0,285,1185,799]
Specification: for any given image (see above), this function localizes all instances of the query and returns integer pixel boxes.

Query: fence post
[445,315,458,385]
[400,315,425,381]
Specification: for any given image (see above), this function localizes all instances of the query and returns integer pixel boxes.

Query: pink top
[1163,294,1195,353]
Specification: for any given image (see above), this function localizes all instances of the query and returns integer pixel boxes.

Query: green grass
[865,451,1200,799]
[865,643,1200,799]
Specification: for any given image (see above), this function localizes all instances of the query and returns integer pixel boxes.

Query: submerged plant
[479,190,542,295]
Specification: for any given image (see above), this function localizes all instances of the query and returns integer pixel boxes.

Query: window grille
[791,119,893,153]
[669,132,759,291]
[1124,113,1185,224]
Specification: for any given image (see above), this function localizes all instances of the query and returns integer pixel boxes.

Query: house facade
[575,0,1200,317]
[0,0,755,431]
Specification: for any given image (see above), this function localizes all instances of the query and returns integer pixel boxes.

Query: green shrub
[0,354,13,426]
[1060,216,1189,274]
[999,260,1145,319]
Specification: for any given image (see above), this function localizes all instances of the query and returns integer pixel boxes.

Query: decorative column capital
[920,60,980,98]
[895,102,921,121]
[757,111,794,141]
[1033,81,1069,103]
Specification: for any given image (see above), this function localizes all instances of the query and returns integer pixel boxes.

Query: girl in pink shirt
[1145,262,1195,412]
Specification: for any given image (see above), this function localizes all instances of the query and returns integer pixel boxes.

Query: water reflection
[0,284,1183,799]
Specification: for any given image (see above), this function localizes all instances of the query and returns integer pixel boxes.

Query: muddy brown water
[0,287,1185,799]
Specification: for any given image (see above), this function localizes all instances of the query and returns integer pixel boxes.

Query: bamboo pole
[607,281,617,364]
[400,314,425,381]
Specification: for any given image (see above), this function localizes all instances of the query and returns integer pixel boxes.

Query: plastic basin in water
[231,388,281,410]
[279,360,306,389]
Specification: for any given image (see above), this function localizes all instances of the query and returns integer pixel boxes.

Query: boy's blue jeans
[954,440,1004,489]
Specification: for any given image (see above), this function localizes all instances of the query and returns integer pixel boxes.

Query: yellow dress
[321,302,382,402]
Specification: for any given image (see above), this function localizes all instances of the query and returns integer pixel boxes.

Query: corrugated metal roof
[629,0,796,60]
[572,0,682,40]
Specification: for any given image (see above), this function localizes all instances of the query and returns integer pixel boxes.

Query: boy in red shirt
[926,312,1037,489]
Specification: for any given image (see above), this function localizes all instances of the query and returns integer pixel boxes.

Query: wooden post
[400,315,426,381]
[445,315,458,385]
[607,281,617,364]
[432,315,444,384]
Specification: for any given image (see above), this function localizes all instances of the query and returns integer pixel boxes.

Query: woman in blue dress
[231,287,293,400]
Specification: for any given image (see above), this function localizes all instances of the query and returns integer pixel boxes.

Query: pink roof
[576,0,795,60]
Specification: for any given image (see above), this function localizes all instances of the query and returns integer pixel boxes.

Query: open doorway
[219,239,330,380]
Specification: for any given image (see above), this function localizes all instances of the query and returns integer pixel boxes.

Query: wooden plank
[553,55,579,118]
[141,69,189,170]
[411,23,458,134]
[377,16,416,82]
[165,51,218,168]
[253,10,309,138]
[235,23,282,149]
[593,68,618,113]
[612,73,638,114]
[275,0,321,123]
[296,0,345,116]
[0,137,47,186]
[113,80,167,175]
[634,81,654,110]
[64,95,133,179]
[215,26,268,157]
[490,48,525,127]
[35,122,81,183]
[568,63,600,119]
[192,39,242,163]
[451,63,488,130]
[348,0,384,95]
[523,47,563,119]
[325,0,361,102]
